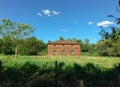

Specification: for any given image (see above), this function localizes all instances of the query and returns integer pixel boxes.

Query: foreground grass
[0,55,120,87]
[0,55,120,69]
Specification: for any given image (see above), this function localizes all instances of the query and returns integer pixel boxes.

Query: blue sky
[0,0,119,43]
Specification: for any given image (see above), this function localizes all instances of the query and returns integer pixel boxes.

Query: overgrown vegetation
[0,36,46,55]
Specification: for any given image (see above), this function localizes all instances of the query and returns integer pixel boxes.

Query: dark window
[54,45,56,48]
[71,44,73,48]
[71,50,74,55]
[53,50,57,55]
[62,44,64,48]
[62,50,65,55]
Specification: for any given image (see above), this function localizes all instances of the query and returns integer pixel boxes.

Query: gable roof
[48,40,80,45]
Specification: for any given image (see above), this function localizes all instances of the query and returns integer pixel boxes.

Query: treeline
[0,36,46,55]
[0,16,120,57]
[0,18,47,56]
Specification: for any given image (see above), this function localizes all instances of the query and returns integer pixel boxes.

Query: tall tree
[13,23,34,58]
[0,18,34,58]
[97,1,120,56]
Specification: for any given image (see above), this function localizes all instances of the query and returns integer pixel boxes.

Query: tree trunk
[15,46,18,58]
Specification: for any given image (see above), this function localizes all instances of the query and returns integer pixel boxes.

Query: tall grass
[0,55,120,87]
[0,55,120,69]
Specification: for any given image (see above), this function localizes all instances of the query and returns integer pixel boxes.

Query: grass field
[0,55,120,87]
[0,55,120,69]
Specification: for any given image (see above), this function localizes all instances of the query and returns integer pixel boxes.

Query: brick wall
[48,44,80,56]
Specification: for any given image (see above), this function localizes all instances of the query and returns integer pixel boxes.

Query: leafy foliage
[97,18,120,56]
[19,37,45,55]
[0,36,46,55]
[2,36,15,55]
[0,18,34,58]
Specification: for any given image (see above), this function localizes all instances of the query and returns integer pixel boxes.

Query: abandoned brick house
[47,40,80,56]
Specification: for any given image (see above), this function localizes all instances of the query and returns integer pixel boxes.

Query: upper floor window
[62,44,64,48]
[71,44,73,48]
[54,45,56,48]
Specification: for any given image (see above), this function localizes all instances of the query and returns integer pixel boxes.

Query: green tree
[0,18,34,58]
[2,36,14,55]
[13,23,34,58]
[59,36,64,41]
[97,4,120,56]
[0,39,3,54]
[98,27,120,56]
[19,37,45,55]
[81,38,90,52]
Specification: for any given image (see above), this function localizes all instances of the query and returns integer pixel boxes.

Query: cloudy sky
[0,0,119,43]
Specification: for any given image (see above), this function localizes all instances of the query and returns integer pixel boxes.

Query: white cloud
[97,21,114,27]
[38,9,60,17]
[37,12,42,16]
[52,11,60,15]
[88,21,94,25]
[61,29,69,32]
[42,9,51,16]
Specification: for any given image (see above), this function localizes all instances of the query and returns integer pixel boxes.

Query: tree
[0,18,34,58]
[99,27,111,40]
[59,36,64,41]
[0,39,3,54]
[97,1,120,56]
[98,26,120,56]
[48,40,51,43]
[81,38,90,52]
[13,23,34,58]
[18,37,46,55]
[2,36,14,55]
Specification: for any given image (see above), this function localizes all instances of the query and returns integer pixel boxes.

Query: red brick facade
[48,41,80,56]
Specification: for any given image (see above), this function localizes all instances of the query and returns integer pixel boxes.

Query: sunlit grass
[0,55,120,70]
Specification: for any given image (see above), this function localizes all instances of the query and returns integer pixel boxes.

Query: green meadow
[0,55,120,87]
[0,55,120,69]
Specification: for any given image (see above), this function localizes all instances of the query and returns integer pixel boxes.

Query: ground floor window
[71,50,74,55]
[62,50,65,55]
[53,50,57,55]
